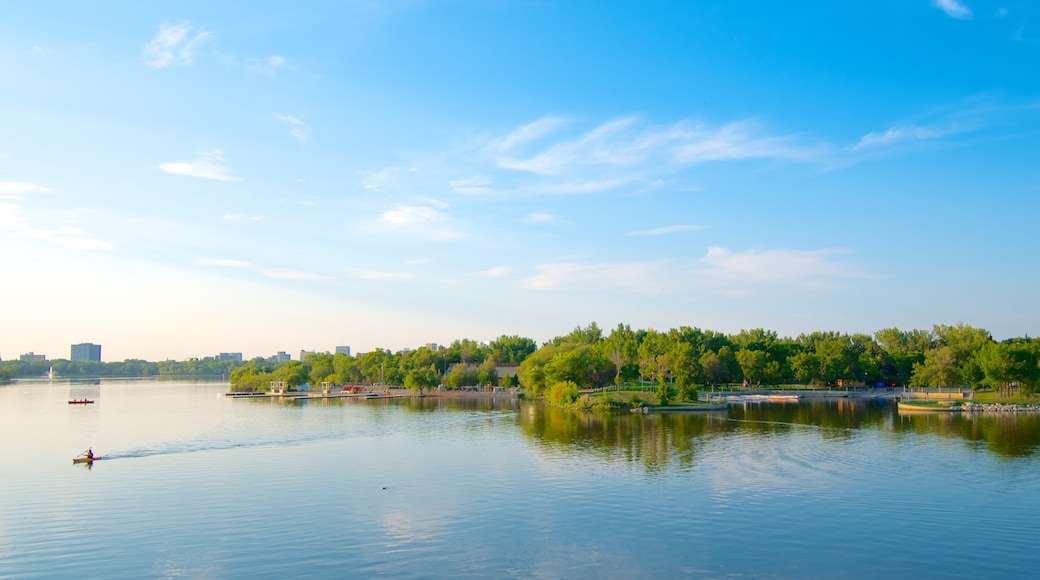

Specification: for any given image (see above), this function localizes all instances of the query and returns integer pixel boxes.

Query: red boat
[68,399,95,405]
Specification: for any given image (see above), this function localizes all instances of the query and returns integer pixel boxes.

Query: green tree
[404,367,440,394]
[477,358,498,387]
[488,335,537,363]
[602,323,638,390]
[910,346,959,391]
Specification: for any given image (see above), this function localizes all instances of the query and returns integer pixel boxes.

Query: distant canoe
[72,456,101,464]
[68,399,95,405]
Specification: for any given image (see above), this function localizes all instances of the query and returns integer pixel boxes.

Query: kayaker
[85,448,94,460]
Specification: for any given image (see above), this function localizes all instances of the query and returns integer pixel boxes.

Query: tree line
[226,323,1039,402]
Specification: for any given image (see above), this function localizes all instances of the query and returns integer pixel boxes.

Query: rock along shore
[960,402,1040,414]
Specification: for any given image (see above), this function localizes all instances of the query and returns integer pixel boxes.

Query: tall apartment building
[274,351,291,362]
[218,353,243,362]
[20,352,47,362]
[71,343,101,362]
[335,346,351,356]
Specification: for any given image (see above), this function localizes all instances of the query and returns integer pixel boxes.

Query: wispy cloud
[248,55,287,77]
[381,204,447,226]
[196,258,250,268]
[0,202,113,250]
[25,226,115,250]
[475,115,826,196]
[697,247,861,288]
[221,213,263,222]
[376,202,465,241]
[474,266,512,278]
[362,166,413,192]
[449,174,493,195]
[522,246,860,296]
[142,21,212,68]
[0,201,29,232]
[275,113,311,143]
[525,211,569,225]
[351,269,415,281]
[261,268,332,281]
[626,224,703,237]
[0,182,52,200]
[853,124,958,150]
[524,261,669,294]
[158,149,237,181]
[489,116,820,177]
[932,0,973,20]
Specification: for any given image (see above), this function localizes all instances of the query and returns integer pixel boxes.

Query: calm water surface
[2,379,1039,579]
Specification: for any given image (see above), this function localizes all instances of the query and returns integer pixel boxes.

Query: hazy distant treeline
[0,358,240,380]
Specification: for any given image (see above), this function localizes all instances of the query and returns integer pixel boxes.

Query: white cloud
[671,122,817,164]
[0,182,52,200]
[158,149,237,181]
[0,202,113,250]
[474,266,512,278]
[698,246,861,288]
[142,21,212,68]
[449,174,494,195]
[933,0,973,20]
[376,203,465,241]
[480,116,824,196]
[522,247,861,296]
[626,224,703,237]
[351,269,415,281]
[0,201,29,231]
[248,55,287,76]
[261,268,332,281]
[491,116,819,176]
[853,124,957,150]
[525,211,567,225]
[486,116,569,156]
[381,204,448,226]
[196,258,250,268]
[221,213,262,222]
[362,166,411,191]
[25,227,114,250]
[523,261,669,295]
[275,113,311,143]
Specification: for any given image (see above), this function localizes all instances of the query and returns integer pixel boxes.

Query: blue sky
[2,0,1038,361]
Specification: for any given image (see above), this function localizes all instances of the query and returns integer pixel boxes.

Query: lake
[2,379,1039,579]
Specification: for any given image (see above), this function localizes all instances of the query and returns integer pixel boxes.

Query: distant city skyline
[3,1,1038,361]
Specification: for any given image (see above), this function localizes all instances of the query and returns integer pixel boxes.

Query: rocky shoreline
[961,402,1040,413]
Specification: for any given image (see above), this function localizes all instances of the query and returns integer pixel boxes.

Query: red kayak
[68,400,95,405]
[72,455,102,464]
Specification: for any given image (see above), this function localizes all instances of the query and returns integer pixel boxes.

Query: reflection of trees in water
[516,398,1040,466]
[516,402,734,473]
[730,399,890,437]
[398,396,521,413]
[894,412,1040,458]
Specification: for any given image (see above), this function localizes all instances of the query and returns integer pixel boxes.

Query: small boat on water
[68,399,95,405]
[72,456,102,464]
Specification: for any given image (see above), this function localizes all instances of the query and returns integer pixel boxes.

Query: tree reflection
[894,412,1040,458]
[516,402,734,473]
[514,398,1040,467]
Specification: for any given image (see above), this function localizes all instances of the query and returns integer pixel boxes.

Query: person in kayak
[85,448,94,460]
